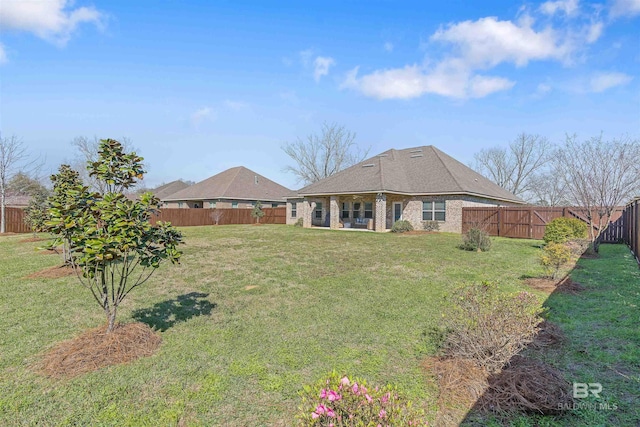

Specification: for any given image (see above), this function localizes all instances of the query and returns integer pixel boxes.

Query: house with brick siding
[286,146,524,233]
[162,166,291,209]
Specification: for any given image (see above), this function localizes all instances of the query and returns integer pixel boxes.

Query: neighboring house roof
[152,180,191,200]
[162,166,292,202]
[4,194,31,207]
[296,145,524,204]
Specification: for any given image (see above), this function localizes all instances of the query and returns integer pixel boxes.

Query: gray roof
[296,146,524,204]
[152,180,191,200]
[162,166,291,202]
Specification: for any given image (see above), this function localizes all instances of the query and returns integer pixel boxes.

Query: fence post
[497,208,502,237]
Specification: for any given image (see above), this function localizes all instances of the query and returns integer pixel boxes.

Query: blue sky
[1,0,638,190]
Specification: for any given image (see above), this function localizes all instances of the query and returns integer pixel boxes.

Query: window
[209,201,216,208]
[232,201,238,209]
[272,203,278,208]
[422,201,446,221]
[178,202,184,208]
[364,202,373,219]
[291,202,297,218]
[315,202,322,219]
[342,202,350,218]
[352,202,361,219]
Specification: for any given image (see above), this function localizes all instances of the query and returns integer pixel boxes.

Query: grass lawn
[0,225,637,426]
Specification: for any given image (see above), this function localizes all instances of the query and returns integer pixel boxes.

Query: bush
[543,217,588,244]
[440,282,545,373]
[422,220,440,232]
[297,372,426,426]
[391,220,413,233]
[460,228,491,251]
[294,218,304,227]
[540,242,572,279]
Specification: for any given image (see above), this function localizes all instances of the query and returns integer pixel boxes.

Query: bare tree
[211,209,224,225]
[473,133,554,200]
[282,122,369,185]
[70,136,141,192]
[555,134,640,249]
[0,135,40,233]
[528,171,569,206]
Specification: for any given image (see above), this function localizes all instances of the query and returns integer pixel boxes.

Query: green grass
[0,226,637,426]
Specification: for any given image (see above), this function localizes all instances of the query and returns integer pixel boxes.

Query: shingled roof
[297,146,524,204]
[162,166,291,202]
[152,180,191,200]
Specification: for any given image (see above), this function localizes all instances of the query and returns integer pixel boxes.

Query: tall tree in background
[7,172,48,198]
[0,135,40,233]
[555,134,640,250]
[282,122,369,185]
[473,133,553,200]
[528,172,568,206]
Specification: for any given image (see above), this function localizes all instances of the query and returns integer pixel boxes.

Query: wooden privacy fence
[151,207,286,226]
[622,198,640,265]
[461,206,622,240]
[2,207,30,233]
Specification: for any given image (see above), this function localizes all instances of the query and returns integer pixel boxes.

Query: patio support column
[375,193,387,232]
[303,199,313,228]
[329,196,339,229]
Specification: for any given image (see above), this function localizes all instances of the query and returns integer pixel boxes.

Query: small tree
[251,201,265,224]
[46,165,89,264]
[47,139,183,333]
[23,192,49,238]
[540,243,572,280]
[211,209,224,225]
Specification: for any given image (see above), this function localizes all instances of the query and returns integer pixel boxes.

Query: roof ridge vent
[362,163,376,168]
[410,154,423,158]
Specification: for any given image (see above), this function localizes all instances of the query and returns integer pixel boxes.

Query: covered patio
[301,193,390,232]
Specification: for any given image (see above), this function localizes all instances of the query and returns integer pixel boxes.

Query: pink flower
[320,389,327,399]
[315,404,326,415]
[379,409,387,419]
[311,412,319,419]
[327,407,336,417]
[352,383,359,394]
[341,376,350,386]
[381,392,390,403]
[327,390,341,401]
[365,393,373,403]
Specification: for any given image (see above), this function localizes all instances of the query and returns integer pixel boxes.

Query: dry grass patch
[26,265,75,279]
[36,322,161,378]
[524,276,585,294]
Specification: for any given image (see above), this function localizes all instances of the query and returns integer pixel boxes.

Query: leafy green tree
[46,165,89,264]
[23,192,49,237]
[251,201,265,224]
[47,139,183,332]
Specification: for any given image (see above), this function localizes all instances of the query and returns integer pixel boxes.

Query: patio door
[393,202,402,222]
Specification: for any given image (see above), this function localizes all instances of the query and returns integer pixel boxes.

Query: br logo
[573,382,602,398]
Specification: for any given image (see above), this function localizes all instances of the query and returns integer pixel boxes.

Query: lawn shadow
[132,292,216,331]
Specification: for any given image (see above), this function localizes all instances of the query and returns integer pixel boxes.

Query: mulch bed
[524,277,585,294]
[19,237,46,243]
[26,265,75,279]
[531,320,565,349]
[36,322,161,378]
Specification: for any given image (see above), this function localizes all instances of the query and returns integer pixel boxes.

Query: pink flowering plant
[297,372,427,426]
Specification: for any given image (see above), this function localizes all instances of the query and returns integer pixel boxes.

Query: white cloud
[430,16,571,68]
[191,107,216,125]
[589,72,633,92]
[299,49,313,66]
[586,21,604,43]
[224,100,248,111]
[341,62,514,100]
[610,0,640,17]
[383,42,394,52]
[0,0,104,46]
[537,83,552,95]
[540,0,580,16]
[313,56,335,82]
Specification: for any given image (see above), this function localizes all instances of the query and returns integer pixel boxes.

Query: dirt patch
[36,322,161,378]
[580,252,600,259]
[19,237,46,243]
[524,277,585,294]
[38,249,58,256]
[26,265,75,279]
[400,230,438,235]
[531,320,565,349]
[244,285,259,290]
[475,355,573,414]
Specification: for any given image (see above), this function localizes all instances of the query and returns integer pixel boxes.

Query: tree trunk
[0,188,5,233]
[106,307,117,333]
